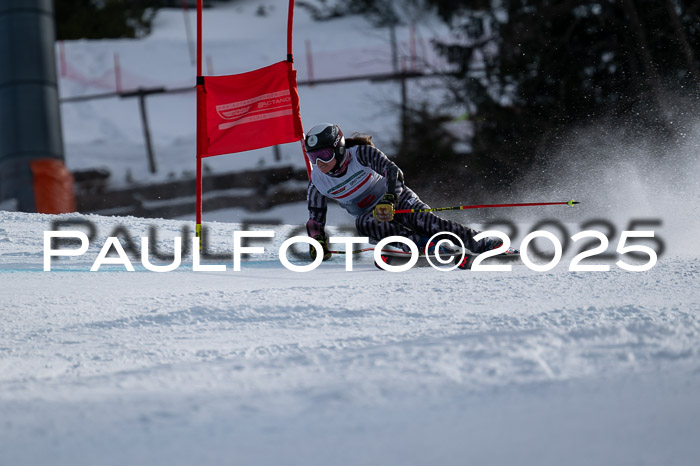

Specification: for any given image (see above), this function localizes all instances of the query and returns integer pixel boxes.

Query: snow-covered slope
[1,210,699,465]
[3,0,699,463]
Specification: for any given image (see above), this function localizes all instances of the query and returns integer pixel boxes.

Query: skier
[304,123,502,261]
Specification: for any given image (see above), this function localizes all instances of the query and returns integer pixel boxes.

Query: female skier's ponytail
[345,133,374,148]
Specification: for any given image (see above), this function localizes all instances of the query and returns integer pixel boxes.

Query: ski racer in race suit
[304,123,502,261]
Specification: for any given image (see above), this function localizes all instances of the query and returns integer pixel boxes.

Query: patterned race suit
[306,144,491,253]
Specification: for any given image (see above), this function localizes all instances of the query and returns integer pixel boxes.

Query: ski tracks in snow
[1,212,700,465]
[1,257,699,409]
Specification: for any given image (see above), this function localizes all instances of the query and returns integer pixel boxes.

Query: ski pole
[394,199,579,214]
[328,247,374,254]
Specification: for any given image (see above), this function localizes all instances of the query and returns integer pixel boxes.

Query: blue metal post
[0,0,66,211]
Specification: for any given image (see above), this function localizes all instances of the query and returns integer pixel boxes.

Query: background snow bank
[58,0,450,187]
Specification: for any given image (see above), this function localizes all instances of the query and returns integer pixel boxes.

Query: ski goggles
[307,147,336,165]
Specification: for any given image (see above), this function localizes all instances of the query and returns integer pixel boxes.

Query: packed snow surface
[1,210,699,465]
[3,0,699,463]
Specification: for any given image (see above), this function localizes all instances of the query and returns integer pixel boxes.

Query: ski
[375,244,520,270]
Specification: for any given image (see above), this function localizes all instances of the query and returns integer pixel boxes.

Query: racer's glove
[372,193,396,222]
[310,233,332,261]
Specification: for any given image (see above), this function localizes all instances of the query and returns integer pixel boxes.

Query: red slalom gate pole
[195,0,204,246]
[394,200,579,214]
